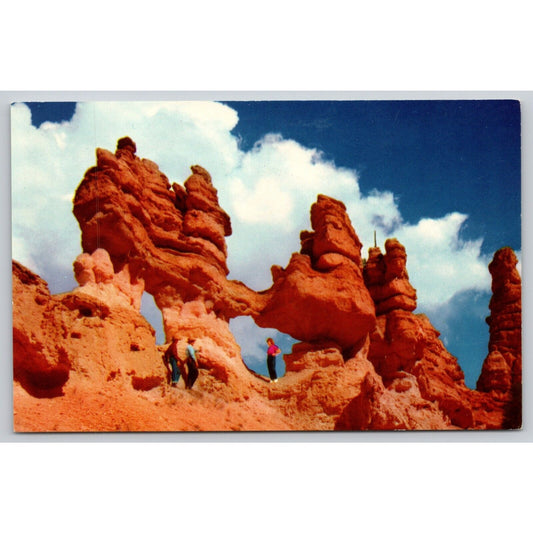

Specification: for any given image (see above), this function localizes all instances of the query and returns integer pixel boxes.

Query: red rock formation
[74,138,231,289]
[364,239,417,315]
[363,240,485,429]
[74,145,375,351]
[12,137,522,432]
[12,262,71,399]
[12,260,164,401]
[476,247,522,428]
[255,195,376,351]
[364,309,476,428]
[335,371,452,431]
[72,137,260,360]
[280,340,451,431]
[73,248,145,310]
[478,247,522,391]
[364,240,423,382]
[477,351,512,394]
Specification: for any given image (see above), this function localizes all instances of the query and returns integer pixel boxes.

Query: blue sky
[225,100,521,255]
[221,100,521,384]
[13,100,521,387]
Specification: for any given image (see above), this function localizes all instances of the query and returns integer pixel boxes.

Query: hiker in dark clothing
[164,338,182,387]
[185,338,200,389]
[266,337,281,383]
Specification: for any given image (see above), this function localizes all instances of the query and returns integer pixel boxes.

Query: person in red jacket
[266,337,281,383]
[163,338,182,387]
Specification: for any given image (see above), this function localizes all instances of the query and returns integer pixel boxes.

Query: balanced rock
[255,195,376,351]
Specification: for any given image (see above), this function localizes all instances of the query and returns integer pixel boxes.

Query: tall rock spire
[477,247,522,427]
[363,238,417,315]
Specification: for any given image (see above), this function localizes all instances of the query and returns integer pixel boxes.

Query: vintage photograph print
[11,99,521,431]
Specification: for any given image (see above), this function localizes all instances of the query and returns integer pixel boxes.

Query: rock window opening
[229,316,297,379]
[140,292,165,344]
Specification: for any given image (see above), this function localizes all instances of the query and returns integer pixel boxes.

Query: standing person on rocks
[266,337,281,383]
[164,338,182,387]
[185,338,200,389]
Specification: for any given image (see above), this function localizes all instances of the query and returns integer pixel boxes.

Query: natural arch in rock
[72,137,377,369]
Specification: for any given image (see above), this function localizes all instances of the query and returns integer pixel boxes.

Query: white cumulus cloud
[394,213,491,306]
[11,101,241,291]
[11,100,503,342]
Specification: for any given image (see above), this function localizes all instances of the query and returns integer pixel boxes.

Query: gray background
[2,90,530,442]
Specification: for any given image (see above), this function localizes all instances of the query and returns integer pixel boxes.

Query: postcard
[11,99,522,431]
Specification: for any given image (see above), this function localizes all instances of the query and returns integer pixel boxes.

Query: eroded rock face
[256,195,376,351]
[12,137,522,431]
[364,307,475,428]
[12,260,164,402]
[476,247,522,428]
[74,146,377,351]
[73,248,145,310]
[73,138,260,342]
[12,262,71,398]
[362,241,482,429]
[479,247,522,392]
[364,239,417,315]
[477,351,512,394]
[335,371,452,431]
